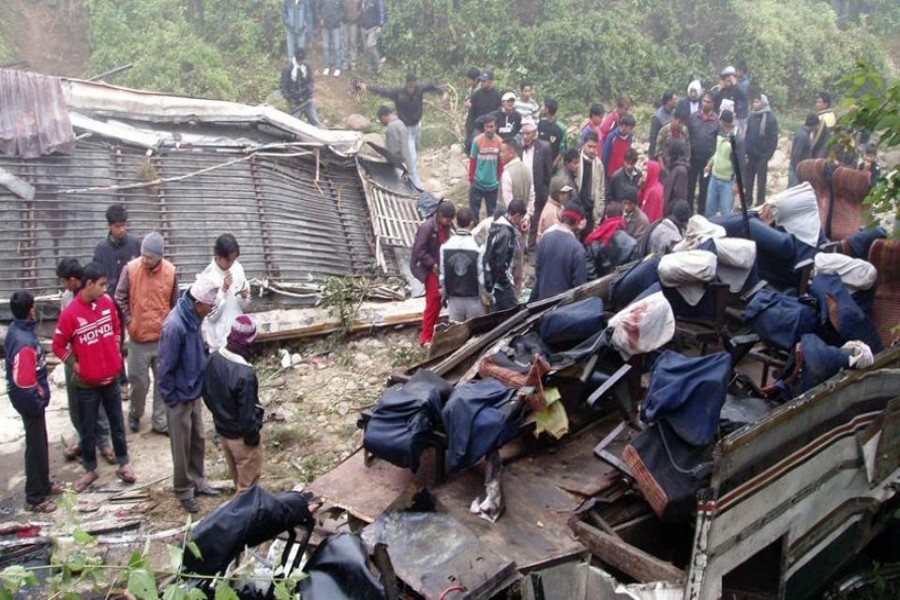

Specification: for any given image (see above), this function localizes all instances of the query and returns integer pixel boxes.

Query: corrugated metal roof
[0,68,75,158]
[359,159,421,252]
[0,141,396,306]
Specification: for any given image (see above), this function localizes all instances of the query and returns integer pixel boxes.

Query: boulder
[344,113,372,132]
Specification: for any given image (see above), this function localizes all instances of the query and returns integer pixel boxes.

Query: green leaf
[167,545,184,573]
[127,568,159,600]
[72,527,94,545]
[272,581,294,600]
[186,540,203,560]
[187,588,208,600]
[162,584,187,600]
[214,580,241,600]
[129,549,148,570]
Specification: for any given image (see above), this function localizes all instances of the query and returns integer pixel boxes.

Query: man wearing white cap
[158,275,221,513]
[490,91,522,141]
[115,232,179,435]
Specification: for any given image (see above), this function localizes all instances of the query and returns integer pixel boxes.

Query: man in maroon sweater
[53,262,136,492]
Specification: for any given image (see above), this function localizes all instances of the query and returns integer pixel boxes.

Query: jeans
[76,382,129,472]
[407,123,422,186]
[322,27,342,70]
[128,340,166,432]
[66,364,110,449]
[362,26,381,73]
[491,285,518,312]
[341,22,358,70]
[285,26,306,61]
[469,183,499,221]
[23,413,51,505]
[744,155,769,206]
[291,101,321,126]
[705,175,735,219]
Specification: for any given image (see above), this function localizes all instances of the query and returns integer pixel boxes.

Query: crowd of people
[407,63,883,347]
[6,205,265,514]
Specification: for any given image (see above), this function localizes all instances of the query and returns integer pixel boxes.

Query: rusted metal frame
[321,165,365,274]
[249,155,279,280]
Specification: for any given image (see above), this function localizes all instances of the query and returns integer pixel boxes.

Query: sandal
[63,443,82,461]
[48,482,64,496]
[73,470,99,493]
[116,465,137,484]
[101,447,117,465]
[26,500,57,513]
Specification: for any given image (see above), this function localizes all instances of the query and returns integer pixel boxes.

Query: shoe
[180,497,200,513]
[129,416,140,432]
[26,499,57,513]
[63,443,82,461]
[197,487,221,498]
[116,465,137,484]
[152,427,169,436]
[48,482,64,496]
[101,447,117,465]
[73,470,99,493]
[322,67,330,76]
[333,68,341,77]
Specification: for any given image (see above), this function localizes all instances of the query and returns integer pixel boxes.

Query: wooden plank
[570,519,685,584]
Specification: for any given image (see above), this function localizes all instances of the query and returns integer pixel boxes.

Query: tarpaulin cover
[610,256,661,309]
[813,253,877,291]
[809,273,884,353]
[641,351,732,446]
[538,297,607,347]
[743,288,817,350]
[297,533,385,599]
[363,369,449,473]
[608,290,675,360]
[623,421,713,522]
[183,485,313,576]
[0,69,75,158]
[442,379,521,472]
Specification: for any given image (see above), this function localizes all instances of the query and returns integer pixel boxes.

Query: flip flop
[48,482,64,496]
[116,465,137,484]
[101,447,117,465]
[73,471,99,493]
[26,500,57,514]
[63,444,82,461]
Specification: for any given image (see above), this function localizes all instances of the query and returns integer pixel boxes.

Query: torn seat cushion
[743,288,818,350]
[641,350,732,447]
[442,379,521,473]
[538,297,607,347]
[478,352,551,411]
[363,370,448,473]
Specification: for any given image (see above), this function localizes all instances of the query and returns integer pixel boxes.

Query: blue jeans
[291,101,321,127]
[285,26,306,61]
[788,167,799,188]
[469,183,499,221]
[322,27,342,69]
[407,123,422,187]
[76,382,129,471]
[705,176,734,219]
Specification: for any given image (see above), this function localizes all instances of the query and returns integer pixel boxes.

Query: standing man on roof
[115,232,179,435]
[362,73,445,187]
[280,48,321,126]
[94,203,140,401]
[377,105,417,184]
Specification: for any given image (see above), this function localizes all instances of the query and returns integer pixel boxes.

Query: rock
[291,353,303,365]
[450,143,463,154]
[50,363,67,388]
[354,352,373,367]
[337,402,350,416]
[344,113,372,132]
[345,380,359,392]
[771,149,787,168]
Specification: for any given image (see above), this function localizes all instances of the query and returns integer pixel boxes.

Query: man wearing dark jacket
[6,291,61,513]
[317,0,345,76]
[280,48,320,126]
[466,70,501,148]
[202,315,264,493]
[359,0,386,74]
[522,120,554,251]
[608,148,642,204]
[790,114,819,187]
[158,276,221,513]
[412,201,456,346]
[648,91,677,159]
[744,93,779,206]
[688,92,720,214]
[484,92,522,141]
[533,201,587,300]
[483,200,526,311]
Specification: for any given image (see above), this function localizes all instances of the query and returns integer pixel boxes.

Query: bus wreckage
[304,178,899,600]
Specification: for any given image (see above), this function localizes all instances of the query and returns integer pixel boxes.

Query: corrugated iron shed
[0,69,75,158]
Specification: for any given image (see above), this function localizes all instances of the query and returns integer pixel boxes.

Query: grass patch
[267,425,314,450]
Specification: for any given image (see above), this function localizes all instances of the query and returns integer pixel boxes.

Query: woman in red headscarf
[640,159,665,223]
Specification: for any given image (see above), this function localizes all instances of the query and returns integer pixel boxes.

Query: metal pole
[730,133,751,238]
[89,63,134,82]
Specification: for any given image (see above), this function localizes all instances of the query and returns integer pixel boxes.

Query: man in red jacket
[411,200,456,347]
[53,262,136,492]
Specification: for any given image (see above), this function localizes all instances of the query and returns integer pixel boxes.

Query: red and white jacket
[52,292,123,386]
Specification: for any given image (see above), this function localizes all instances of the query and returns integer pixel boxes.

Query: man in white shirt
[200,234,251,352]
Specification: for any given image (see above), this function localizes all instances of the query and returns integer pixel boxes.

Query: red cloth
[640,160,665,223]
[585,216,626,246]
[420,273,442,345]
[52,292,123,385]
[599,112,619,145]
[605,135,632,178]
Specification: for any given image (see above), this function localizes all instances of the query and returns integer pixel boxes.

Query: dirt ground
[2,0,88,77]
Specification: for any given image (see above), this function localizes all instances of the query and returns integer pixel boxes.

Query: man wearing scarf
[202,316,264,493]
[281,48,321,126]
[744,93,779,206]
[533,200,588,301]
[159,276,221,513]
